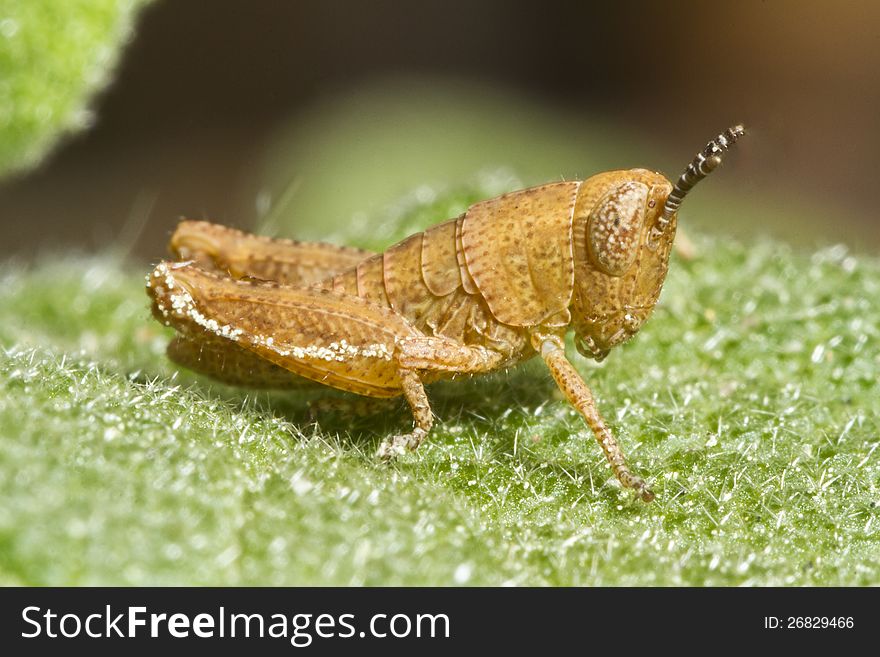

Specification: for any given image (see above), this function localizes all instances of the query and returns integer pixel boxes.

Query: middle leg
[378,336,507,458]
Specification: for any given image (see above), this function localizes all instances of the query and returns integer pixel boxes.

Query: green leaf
[1,188,877,585]
[0,0,151,176]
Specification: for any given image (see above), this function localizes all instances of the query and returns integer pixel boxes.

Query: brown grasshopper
[146,126,744,502]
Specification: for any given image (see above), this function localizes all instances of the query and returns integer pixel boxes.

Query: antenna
[660,124,745,227]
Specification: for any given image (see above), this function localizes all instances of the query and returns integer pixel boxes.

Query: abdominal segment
[326,216,530,363]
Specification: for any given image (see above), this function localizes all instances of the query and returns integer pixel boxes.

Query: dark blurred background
[2,0,879,258]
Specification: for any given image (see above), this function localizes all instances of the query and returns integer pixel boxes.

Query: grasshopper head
[570,125,744,360]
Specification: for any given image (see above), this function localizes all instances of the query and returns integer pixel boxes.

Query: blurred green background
[2,0,880,254]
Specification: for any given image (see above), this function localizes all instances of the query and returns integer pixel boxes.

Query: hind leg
[168,220,374,285]
[166,334,318,389]
[149,262,435,455]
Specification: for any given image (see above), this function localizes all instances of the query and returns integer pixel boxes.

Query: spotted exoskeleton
[147,125,744,502]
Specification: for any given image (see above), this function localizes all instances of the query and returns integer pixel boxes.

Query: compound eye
[588,181,648,276]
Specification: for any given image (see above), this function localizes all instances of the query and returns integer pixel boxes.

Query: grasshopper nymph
[147,126,744,502]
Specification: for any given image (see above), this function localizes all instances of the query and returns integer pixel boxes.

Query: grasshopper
[147,125,744,502]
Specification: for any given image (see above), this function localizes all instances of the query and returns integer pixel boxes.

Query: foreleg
[535,333,654,502]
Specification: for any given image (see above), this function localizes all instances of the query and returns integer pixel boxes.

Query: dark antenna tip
[661,124,745,224]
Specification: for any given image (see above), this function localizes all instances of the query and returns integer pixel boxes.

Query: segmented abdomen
[325,216,527,359]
